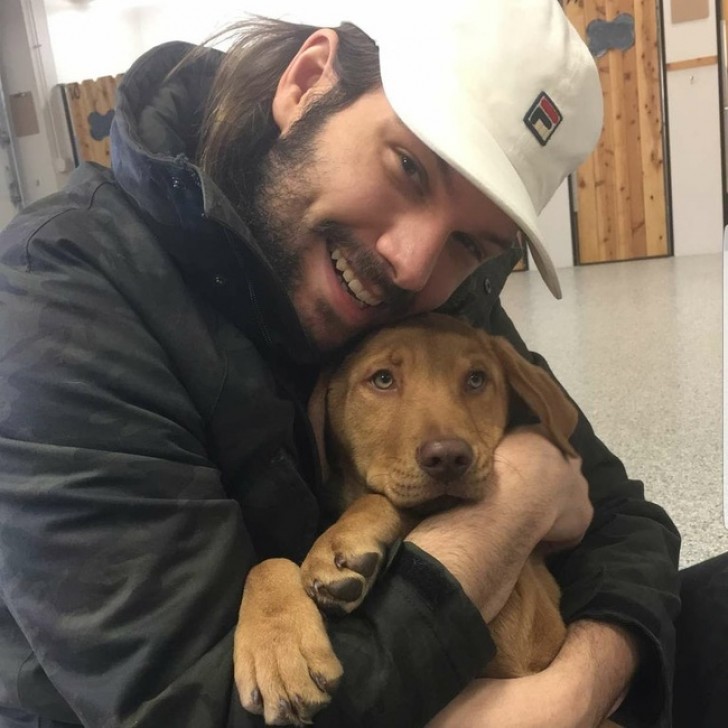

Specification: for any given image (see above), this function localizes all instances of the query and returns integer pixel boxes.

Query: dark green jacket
[0,42,680,728]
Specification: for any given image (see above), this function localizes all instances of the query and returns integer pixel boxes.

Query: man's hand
[426,620,640,728]
[492,425,593,545]
[406,426,592,621]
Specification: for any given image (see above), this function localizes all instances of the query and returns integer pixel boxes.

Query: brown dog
[234,314,612,726]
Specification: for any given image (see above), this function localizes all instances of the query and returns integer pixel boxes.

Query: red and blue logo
[524,92,563,146]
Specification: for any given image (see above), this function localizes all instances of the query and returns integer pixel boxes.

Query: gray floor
[500,253,725,568]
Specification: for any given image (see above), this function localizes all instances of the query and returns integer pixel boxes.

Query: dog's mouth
[330,245,383,309]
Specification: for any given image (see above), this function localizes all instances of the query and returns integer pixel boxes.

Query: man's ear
[272,29,339,134]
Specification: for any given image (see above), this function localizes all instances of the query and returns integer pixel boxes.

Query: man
[0,1,681,727]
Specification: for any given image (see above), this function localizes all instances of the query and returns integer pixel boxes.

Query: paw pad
[335,551,380,578]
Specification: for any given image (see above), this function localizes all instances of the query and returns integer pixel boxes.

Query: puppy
[234,314,607,726]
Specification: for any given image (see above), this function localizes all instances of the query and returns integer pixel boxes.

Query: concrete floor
[500,253,725,568]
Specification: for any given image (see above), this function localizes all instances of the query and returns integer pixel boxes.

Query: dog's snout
[416,438,474,481]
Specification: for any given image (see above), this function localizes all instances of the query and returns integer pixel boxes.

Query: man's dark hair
[196,17,382,212]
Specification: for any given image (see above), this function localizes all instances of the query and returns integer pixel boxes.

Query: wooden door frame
[567,0,675,264]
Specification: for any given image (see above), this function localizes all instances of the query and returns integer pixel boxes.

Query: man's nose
[375,218,448,292]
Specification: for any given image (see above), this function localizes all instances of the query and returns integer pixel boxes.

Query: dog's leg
[234,558,344,726]
[482,558,623,728]
[483,556,567,678]
[301,493,416,615]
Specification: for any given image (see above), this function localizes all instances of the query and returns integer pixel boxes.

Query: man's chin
[305,308,415,353]
[306,322,358,353]
[300,309,374,353]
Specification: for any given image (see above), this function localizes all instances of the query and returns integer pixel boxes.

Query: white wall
[0,0,65,208]
[0,145,20,229]
[667,65,723,256]
[45,2,145,83]
[663,0,724,256]
[536,181,573,270]
[45,0,383,80]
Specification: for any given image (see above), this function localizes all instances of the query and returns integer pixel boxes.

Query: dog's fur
[234,314,614,726]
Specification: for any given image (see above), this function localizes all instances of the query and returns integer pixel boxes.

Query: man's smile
[329,245,383,308]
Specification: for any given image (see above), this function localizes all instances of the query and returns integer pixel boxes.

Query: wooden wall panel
[63,74,123,167]
[564,0,669,264]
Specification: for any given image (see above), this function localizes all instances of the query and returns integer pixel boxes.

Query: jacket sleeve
[0,208,494,728]
[489,299,681,728]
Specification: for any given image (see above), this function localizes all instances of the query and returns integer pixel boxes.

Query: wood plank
[606,0,634,261]
[589,0,618,263]
[633,0,668,257]
[617,0,647,257]
[64,82,86,161]
[564,2,595,262]
[83,79,107,165]
[665,56,718,72]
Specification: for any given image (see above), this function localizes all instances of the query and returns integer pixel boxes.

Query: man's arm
[426,620,640,728]
[406,427,593,623]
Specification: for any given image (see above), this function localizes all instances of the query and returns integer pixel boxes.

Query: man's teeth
[330,248,382,307]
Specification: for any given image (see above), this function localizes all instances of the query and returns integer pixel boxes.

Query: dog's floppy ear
[488,335,578,458]
[308,368,334,482]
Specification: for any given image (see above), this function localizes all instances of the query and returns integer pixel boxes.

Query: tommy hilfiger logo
[524,92,563,146]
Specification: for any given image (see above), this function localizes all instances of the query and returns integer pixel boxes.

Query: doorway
[563,0,673,264]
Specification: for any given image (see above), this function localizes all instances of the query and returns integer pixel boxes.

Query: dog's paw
[235,559,344,726]
[300,527,386,615]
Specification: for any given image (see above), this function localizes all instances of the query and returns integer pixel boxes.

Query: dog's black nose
[417,439,473,481]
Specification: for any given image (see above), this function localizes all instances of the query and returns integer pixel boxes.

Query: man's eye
[371,369,395,390]
[398,152,425,187]
[454,233,485,263]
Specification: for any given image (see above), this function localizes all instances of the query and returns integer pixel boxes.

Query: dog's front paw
[300,525,386,615]
[235,559,343,726]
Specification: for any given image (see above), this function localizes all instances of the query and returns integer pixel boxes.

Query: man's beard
[243,100,414,331]
[244,106,320,294]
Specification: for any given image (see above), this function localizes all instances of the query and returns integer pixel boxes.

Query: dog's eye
[466,370,486,390]
[371,369,395,390]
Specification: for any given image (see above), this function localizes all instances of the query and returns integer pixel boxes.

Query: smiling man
[213,32,523,352]
[250,85,519,350]
[0,2,681,727]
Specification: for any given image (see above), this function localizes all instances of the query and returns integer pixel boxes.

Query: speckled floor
[500,253,725,568]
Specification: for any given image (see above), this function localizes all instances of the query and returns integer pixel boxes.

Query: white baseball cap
[347,0,604,298]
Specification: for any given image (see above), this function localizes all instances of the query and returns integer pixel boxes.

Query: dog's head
[309,313,577,513]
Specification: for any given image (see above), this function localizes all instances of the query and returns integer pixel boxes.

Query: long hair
[195,17,382,211]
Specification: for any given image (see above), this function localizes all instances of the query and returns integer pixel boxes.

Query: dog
[234,313,615,727]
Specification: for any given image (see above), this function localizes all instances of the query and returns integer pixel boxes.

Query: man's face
[249,88,518,351]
